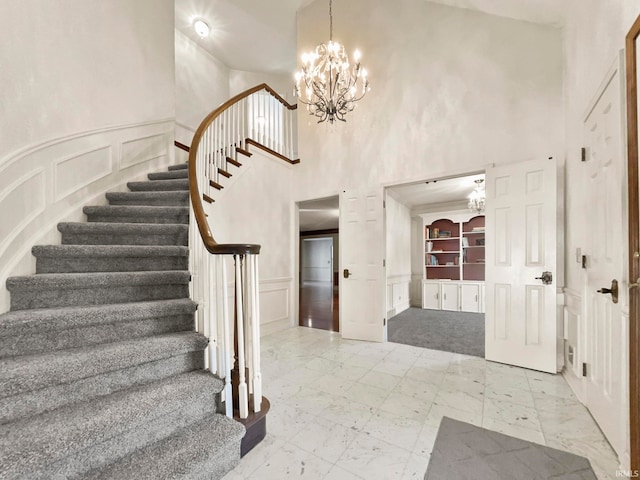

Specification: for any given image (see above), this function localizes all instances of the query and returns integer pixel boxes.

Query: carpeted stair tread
[167,163,188,171]
[33,245,188,258]
[0,371,223,479]
[86,414,244,480]
[148,170,188,180]
[0,298,196,337]
[127,178,189,191]
[58,222,188,246]
[105,191,189,206]
[0,331,208,399]
[33,245,189,273]
[83,205,189,224]
[0,299,197,357]
[7,271,190,310]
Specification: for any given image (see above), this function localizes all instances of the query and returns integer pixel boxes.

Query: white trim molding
[0,119,176,313]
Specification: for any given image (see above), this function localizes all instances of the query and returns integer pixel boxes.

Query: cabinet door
[460,283,480,313]
[441,283,459,311]
[422,282,440,309]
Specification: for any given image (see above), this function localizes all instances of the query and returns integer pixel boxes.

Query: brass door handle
[597,279,619,304]
[343,269,351,279]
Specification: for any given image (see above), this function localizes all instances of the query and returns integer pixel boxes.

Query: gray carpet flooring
[388,308,485,357]
[425,417,597,480]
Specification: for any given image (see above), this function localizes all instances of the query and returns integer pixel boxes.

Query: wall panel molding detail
[0,169,46,255]
[0,119,175,313]
[53,145,113,202]
[121,133,168,169]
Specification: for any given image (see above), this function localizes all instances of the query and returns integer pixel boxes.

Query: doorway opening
[384,172,486,357]
[297,196,339,332]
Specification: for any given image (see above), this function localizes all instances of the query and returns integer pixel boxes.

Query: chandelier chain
[329,0,333,40]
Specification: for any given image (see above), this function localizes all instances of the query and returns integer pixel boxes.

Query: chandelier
[294,0,370,124]
[468,179,486,213]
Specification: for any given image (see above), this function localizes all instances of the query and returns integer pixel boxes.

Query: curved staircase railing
[187,84,297,443]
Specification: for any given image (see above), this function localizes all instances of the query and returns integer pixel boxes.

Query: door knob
[534,271,553,285]
[343,269,351,279]
[597,279,619,304]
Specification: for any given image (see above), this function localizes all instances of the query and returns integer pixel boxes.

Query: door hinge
[383,200,386,208]
[383,259,386,267]
[581,255,587,269]
[581,147,587,162]
[582,362,588,377]
[383,317,386,326]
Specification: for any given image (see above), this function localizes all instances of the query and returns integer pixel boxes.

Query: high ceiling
[176,0,564,230]
[175,0,566,75]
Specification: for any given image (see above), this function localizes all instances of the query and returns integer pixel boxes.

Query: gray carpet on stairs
[424,417,596,480]
[388,307,485,357]
[0,162,243,479]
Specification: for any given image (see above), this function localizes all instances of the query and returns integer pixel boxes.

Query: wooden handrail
[188,84,298,256]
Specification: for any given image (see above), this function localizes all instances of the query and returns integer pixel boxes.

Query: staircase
[0,163,245,479]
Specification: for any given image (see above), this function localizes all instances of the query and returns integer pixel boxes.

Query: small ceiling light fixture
[193,19,210,38]
[468,179,486,213]
[294,0,370,124]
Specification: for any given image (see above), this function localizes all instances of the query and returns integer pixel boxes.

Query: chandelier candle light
[468,179,486,213]
[294,0,370,124]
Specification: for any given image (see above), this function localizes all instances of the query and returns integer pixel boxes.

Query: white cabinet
[441,283,459,311]
[422,281,440,309]
[421,280,484,313]
[460,283,480,313]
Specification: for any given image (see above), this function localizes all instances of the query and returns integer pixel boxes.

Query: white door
[340,188,385,342]
[583,56,627,458]
[485,157,559,373]
[441,283,459,311]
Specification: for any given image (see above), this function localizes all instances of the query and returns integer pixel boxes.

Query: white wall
[206,149,296,335]
[0,0,176,313]
[386,194,412,317]
[1,0,174,156]
[229,70,293,102]
[294,0,563,200]
[175,30,229,140]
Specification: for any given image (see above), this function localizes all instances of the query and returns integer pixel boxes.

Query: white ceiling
[298,196,339,232]
[175,0,567,75]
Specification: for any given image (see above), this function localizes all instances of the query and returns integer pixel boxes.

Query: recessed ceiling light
[193,19,210,38]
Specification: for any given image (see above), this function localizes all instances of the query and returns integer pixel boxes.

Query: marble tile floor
[222,327,621,480]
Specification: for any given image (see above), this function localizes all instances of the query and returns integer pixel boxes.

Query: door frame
[625,16,640,471]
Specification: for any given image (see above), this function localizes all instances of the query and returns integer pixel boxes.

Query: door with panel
[583,55,627,459]
[340,188,385,342]
[485,157,559,373]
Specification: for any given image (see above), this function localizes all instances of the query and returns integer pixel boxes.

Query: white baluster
[234,255,249,419]
[250,254,262,412]
[221,256,233,417]
[243,255,253,397]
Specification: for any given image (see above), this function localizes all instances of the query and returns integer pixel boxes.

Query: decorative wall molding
[53,145,113,202]
[0,119,175,313]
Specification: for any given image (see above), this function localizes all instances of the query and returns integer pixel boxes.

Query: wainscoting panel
[0,169,46,256]
[0,119,175,313]
[562,288,584,403]
[387,275,411,319]
[120,133,168,169]
[54,145,113,202]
